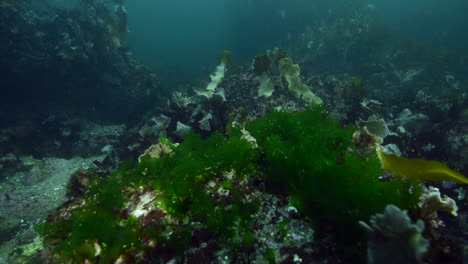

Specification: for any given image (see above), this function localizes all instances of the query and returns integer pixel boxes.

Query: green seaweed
[38,129,260,262]
[37,175,142,263]
[38,106,420,262]
[247,106,420,256]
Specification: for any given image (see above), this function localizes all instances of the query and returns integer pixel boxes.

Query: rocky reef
[0,1,467,264]
[0,0,162,124]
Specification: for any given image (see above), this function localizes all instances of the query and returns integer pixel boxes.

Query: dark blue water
[125,0,334,85]
[125,0,468,86]
[373,0,468,50]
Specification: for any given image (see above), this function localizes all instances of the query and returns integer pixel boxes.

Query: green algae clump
[247,107,420,246]
[37,106,420,262]
[37,130,260,263]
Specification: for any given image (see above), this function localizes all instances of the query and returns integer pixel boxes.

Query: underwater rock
[445,122,468,169]
[6,228,44,264]
[0,0,161,123]
[0,155,106,262]
[247,193,316,264]
[0,215,21,245]
[0,154,18,181]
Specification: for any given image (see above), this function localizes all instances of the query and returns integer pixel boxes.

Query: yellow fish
[377,150,468,184]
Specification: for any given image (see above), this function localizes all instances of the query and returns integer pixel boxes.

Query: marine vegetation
[246,107,420,248]
[253,54,271,75]
[38,130,260,263]
[349,76,368,98]
[37,106,421,263]
[277,57,323,105]
[194,50,232,98]
[377,150,468,184]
